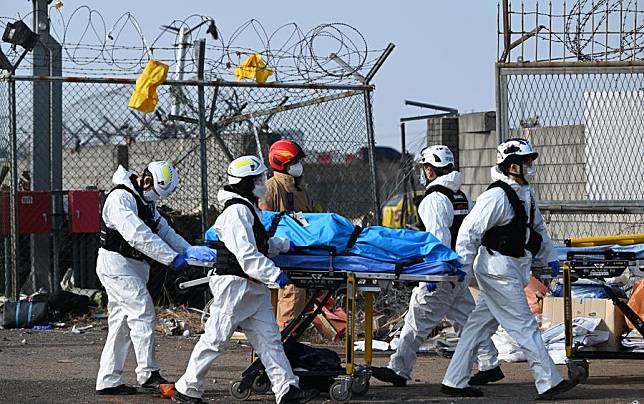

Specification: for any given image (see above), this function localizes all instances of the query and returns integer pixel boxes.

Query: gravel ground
[0,327,643,403]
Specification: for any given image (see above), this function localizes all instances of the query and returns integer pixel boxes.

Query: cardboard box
[542,296,627,350]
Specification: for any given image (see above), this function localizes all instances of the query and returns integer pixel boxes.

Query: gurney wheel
[567,359,589,383]
[229,381,252,401]
[351,377,369,396]
[251,373,271,394]
[329,381,352,403]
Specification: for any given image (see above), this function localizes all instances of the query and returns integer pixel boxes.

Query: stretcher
[536,243,644,383]
[180,253,459,403]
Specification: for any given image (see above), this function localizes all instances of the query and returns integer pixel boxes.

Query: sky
[2,0,499,154]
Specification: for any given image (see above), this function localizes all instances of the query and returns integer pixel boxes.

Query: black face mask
[224,177,259,204]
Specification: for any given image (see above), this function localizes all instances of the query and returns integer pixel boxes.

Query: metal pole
[400,122,406,157]
[502,0,511,62]
[50,31,63,293]
[400,122,408,227]
[171,26,190,116]
[196,39,209,237]
[31,0,53,292]
[364,90,381,225]
[8,77,19,300]
[364,43,396,84]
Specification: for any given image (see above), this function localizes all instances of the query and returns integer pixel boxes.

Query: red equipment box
[68,190,101,233]
[18,191,52,234]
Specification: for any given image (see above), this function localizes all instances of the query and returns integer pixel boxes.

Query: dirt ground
[0,326,643,404]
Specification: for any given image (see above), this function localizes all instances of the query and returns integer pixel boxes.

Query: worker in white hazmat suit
[173,156,319,404]
[96,161,217,395]
[441,138,578,399]
[371,145,502,386]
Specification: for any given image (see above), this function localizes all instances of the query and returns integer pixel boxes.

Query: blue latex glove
[288,241,296,253]
[275,272,290,288]
[425,282,437,292]
[456,269,466,282]
[172,253,188,270]
[549,261,561,278]
[184,245,217,262]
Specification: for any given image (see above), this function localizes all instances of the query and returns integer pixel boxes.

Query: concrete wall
[457,112,498,200]
[428,111,643,240]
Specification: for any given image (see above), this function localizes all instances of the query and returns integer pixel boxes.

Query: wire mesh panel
[498,65,644,239]
[1,76,376,305]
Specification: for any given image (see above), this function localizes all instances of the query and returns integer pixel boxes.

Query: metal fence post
[363,89,381,225]
[8,77,19,300]
[196,39,209,236]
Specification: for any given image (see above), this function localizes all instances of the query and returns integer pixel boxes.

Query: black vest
[417,185,469,250]
[209,198,269,279]
[481,180,542,258]
[99,178,161,261]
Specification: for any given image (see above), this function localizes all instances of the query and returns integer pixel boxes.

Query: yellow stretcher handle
[566,233,644,247]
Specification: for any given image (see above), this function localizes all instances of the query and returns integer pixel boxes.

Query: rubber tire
[351,377,369,396]
[567,363,589,384]
[329,381,352,403]
[251,374,271,394]
[229,381,252,401]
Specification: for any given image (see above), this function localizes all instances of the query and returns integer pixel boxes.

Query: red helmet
[269,139,305,172]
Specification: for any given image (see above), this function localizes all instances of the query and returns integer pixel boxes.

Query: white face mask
[253,174,268,199]
[524,163,537,182]
[287,162,303,177]
[143,188,160,203]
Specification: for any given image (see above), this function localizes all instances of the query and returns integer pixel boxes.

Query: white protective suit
[388,171,499,380]
[442,166,562,394]
[175,189,298,403]
[96,166,191,390]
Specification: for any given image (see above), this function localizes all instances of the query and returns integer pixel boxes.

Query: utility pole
[31,0,63,292]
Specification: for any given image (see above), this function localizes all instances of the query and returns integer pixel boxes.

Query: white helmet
[419,145,454,168]
[146,161,179,199]
[227,155,267,184]
[496,138,539,164]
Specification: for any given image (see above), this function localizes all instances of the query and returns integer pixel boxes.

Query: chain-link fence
[498,64,644,240]
[0,76,379,306]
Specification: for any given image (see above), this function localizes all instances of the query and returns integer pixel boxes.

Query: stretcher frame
[558,252,644,382]
[181,257,458,402]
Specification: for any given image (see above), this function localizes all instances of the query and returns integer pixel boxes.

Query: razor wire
[499,0,644,62]
[0,5,381,84]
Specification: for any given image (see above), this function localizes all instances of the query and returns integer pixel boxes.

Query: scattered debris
[91,312,107,320]
[160,318,185,336]
[182,329,191,337]
[71,324,93,334]
[354,339,389,352]
[57,359,74,363]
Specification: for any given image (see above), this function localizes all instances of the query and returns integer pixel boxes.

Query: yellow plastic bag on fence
[234,53,273,84]
[128,59,169,113]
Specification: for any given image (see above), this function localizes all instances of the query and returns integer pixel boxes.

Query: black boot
[468,366,505,386]
[536,379,579,400]
[370,367,407,387]
[440,384,484,397]
[96,384,137,395]
[280,385,319,404]
[141,370,169,389]
[172,390,204,403]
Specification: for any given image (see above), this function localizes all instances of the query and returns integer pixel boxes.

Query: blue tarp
[205,211,460,267]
